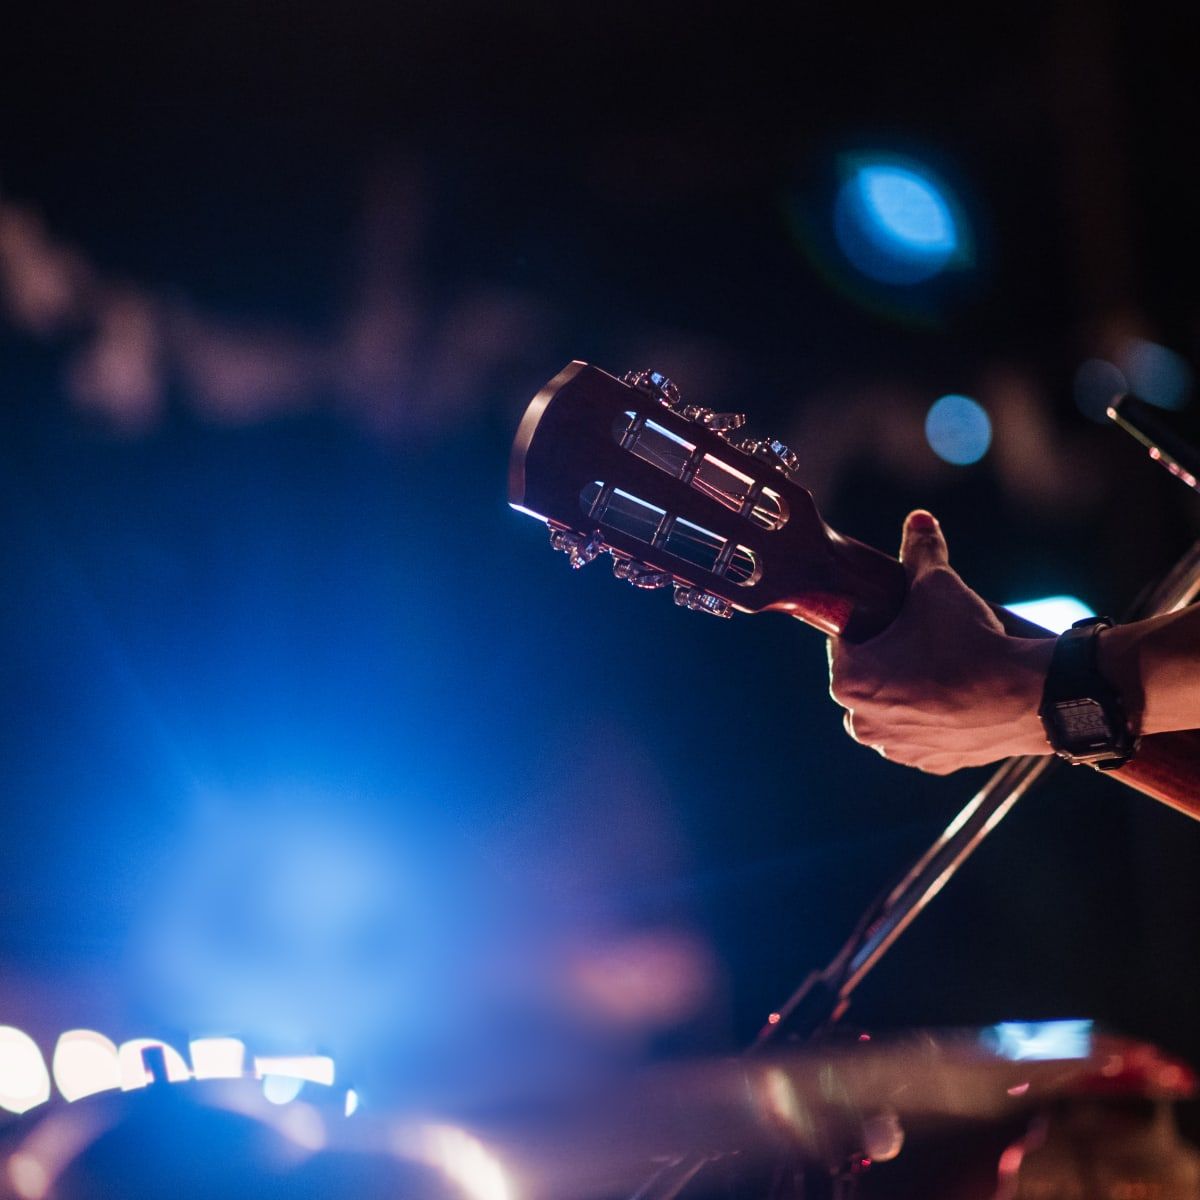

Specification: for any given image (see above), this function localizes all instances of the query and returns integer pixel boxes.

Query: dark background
[2,0,1200,1160]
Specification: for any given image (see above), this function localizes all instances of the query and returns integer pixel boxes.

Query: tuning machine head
[612,557,674,589]
[736,436,801,479]
[673,585,734,618]
[623,369,682,409]
[622,369,747,439]
[549,527,604,569]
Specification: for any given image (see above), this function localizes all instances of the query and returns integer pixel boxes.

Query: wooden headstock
[509,362,908,641]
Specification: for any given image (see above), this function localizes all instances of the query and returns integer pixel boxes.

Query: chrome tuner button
[622,369,682,409]
[702,411,747,436]
[549,527,604,569]
[612,557,673,589]
[766,439,801,475]
[672,585,734,618]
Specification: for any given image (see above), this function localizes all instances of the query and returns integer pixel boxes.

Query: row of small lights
[0,1025,342,1115]
[0,1026,511,1200]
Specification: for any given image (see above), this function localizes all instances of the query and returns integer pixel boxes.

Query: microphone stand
[631,395,1200,1200]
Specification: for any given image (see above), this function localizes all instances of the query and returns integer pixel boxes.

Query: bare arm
[827,511,1200,774]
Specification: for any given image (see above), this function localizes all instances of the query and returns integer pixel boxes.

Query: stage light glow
[52,1031,121,1102]
[403,1124,511,1200]
[924,394,991,465]
[6,1152,49,1200]
[344,1087,360,1116]
[117,1038,191,1090]
[1121,338,1192,411]
[1073,358,1128,423]
[985,1020,1094,1062]
[188,1036,246,1080]
[254,1054,335,1086]
[834,156,964,285]
[263,1074,305,1105]
[272,1101,326,1152]
[1003,595,1095,634]
[0,1027,51,1115]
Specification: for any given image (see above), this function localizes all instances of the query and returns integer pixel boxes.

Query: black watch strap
[1038,616,1137,769]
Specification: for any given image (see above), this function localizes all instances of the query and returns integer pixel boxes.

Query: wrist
[1005,636,1057,756]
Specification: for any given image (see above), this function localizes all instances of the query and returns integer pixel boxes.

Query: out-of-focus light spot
[52,1031,121,1102]
[925,394,991,465]
[1073,358,1128,423]
[0,1028,51,1115]
[567,930,714,1029]
[1003,595,1095,634]
[759,1067,804,1134]
[254,1054,335,1086]
[834,156,965,285]
[6,1152,49,1200]
[263,1074,304,1105]
[404,1125,511,1200]
[1121,339,1193,411]
[189,1037,246,1080]
[117,1038,191,1090]
[344,1088,360,1117]
[984,1020,1094,1062]
[272,1102,326,1152]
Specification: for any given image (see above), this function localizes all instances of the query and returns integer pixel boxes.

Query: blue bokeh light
[1122,339,1193,411]
[834,157,965,285]
[263,1073,304,1105]
[925,394,992,465]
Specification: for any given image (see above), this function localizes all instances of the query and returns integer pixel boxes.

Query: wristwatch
[1038,616,1137,769]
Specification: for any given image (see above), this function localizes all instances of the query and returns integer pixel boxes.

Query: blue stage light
[834,156,964,285]
[925,394,991,465]
[1122,339,1193,411]
[1003,595,1095,634]
[263,1073,304,1105]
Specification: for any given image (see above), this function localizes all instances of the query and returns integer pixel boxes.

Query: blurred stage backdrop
[2,0,1200,1192]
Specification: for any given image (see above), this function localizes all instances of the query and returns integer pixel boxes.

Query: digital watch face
[1050,698,1113,750]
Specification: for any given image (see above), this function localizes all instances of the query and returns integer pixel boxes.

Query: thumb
[899,510,949,580]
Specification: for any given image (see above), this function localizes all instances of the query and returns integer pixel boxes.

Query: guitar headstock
[509,362,907,640]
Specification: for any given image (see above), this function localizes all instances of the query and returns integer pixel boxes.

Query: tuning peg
[701,412,747,435]
[673,585,734,618]
[766,438,801,475]
[736,436,800,477]
[612,557,673,589]
[549,527,604,569]
[622,369,682,409]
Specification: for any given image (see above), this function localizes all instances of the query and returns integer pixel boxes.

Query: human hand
[827,511,1056,774]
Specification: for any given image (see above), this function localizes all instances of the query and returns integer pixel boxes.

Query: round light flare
[925,393,992,465]
[1122,338,1193,411]
[263,1074,305,1105]
[834,156,965,285]
[0,1027,51,1115]
[6,1152,49,1200]
[860,167,956,251]
[52,1030,121,1102]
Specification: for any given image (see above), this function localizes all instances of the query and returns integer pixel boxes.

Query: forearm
[1098,605,1200,736]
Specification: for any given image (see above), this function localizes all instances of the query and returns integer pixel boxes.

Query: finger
[899,510,949,581]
